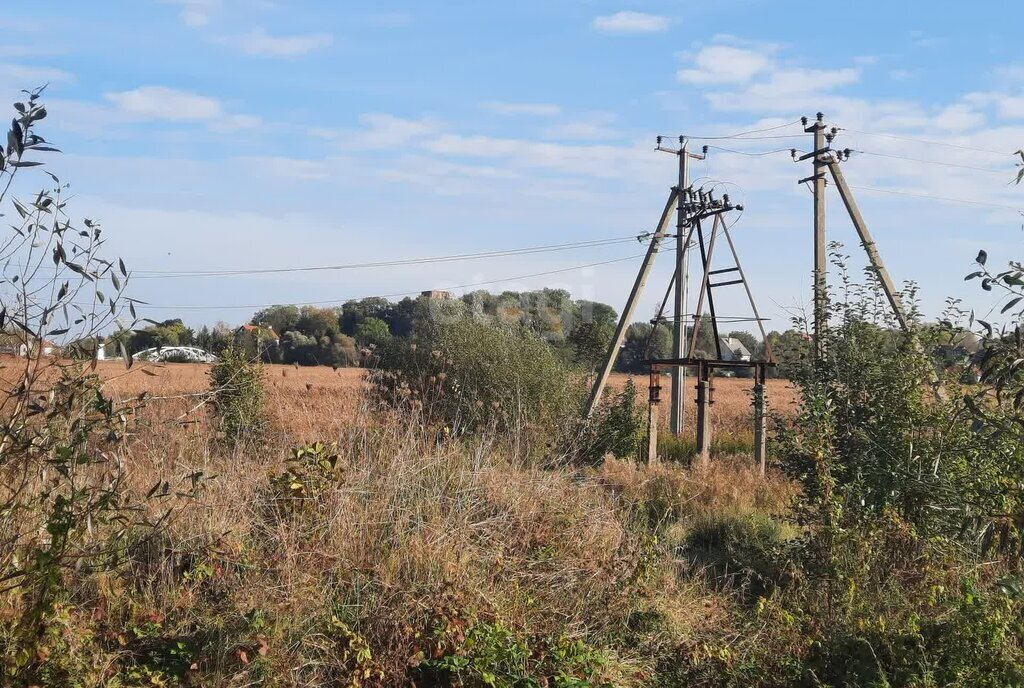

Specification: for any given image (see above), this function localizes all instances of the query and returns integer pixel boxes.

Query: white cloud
[223,28,333,57]
[592,11,669,35]
[934,103,985,131]
[106,86,221,120]
[311,113,443,150]
[543,113,619,140]
[209,113,262,131]
[704,66,861,113]
[162,0,219,28]
[480,101,562,117]
[0,63,72,85]
[237,156,331,180]
[890,69,914,81]
[997,96,1024,120]
[104,86,260,130]
[677,45,770,84]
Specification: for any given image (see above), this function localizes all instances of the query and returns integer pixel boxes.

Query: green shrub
[575,379,645,465]
[420,620,611,688]
[267,442,343,517]
[209,344,266,445]
[372,318,580,441]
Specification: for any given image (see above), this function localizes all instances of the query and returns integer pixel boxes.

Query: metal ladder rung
[709,279,744,288]
[708,266,739,276]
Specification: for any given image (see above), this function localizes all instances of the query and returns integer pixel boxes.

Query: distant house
[0,331,58,358]
[235,324,279,356]
[421,290,452,300]
[719,336,752,362]
[0,332,28,357]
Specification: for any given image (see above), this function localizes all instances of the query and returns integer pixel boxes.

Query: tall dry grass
[2,357,797,685]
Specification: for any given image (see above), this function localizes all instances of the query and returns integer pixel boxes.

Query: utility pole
[801,113,828,354]
[656,137,705,436]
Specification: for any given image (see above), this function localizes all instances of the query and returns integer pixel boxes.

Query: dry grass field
[607,371,798,437]
[2,353,802,684]
[77,361,797,447]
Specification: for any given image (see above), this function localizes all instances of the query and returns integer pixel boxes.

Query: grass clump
[209,344,266,445]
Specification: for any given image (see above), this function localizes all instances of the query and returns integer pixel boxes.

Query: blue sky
[4,1,1024,331]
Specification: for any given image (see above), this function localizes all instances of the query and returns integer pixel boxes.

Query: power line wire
[660,119,803,141]
[850,149,1016,175]
[848,184,1024,212]
[131,253,649,311]
[38,234,650,280]
[705,145,800,157]
[839,127,1013,157]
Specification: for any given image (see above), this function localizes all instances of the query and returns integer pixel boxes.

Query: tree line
[99,288,822,373]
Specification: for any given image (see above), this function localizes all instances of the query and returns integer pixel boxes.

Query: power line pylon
[586,138,774,472]
[796,114,910,338]
[646,187,774,468]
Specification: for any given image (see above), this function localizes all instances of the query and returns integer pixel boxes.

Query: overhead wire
[705,145,800,157]
[125,233,651,279]
[838,127,1014,157]
[848,149,1017,175]
[847,184,1024,212]
[127,252,650,311]
[658,119,803,141]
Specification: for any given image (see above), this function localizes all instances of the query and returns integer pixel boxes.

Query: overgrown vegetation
[208,343,266,445]
[6,87,1024,687]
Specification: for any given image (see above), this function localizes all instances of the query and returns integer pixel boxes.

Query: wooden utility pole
[803,113,828,352]
[583,189,679,419]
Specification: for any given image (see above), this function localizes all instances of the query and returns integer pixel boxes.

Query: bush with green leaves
[715,246,1024,686]
[774,246,1011,542]
[574,378,645,465]
[209,344,266,445]
[372,317,580,445]
[0,88,180,685]
[419,620,611,688]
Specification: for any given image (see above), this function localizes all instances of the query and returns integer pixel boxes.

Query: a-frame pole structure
[799,113,910,334]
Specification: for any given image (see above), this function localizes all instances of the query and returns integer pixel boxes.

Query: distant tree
[569,321,615,371]
[616,322,671,373]
[354,317,391,348]
[296,306,340,339]
[764,329,813,377]
[387,297,419,337]
[576,300,617,328]
[251,305,299,335]
[340,297,392,335]
[130,318,194,353]
[280,329,358,367]
[328,333,359,367]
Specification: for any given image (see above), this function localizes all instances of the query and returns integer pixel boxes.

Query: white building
[719,336,753,362]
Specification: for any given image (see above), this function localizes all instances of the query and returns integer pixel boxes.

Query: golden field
[82,360,798,444]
